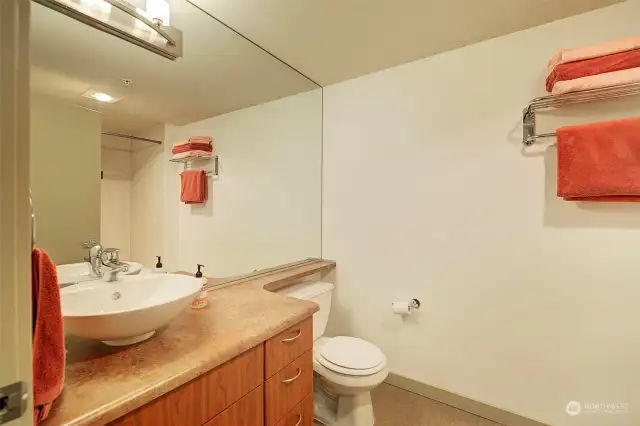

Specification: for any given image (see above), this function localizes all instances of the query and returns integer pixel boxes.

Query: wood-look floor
[312,383,503,426]
[371,384,502,426]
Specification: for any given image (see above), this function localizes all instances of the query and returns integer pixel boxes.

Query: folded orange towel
[172,143,213,155]
[557,117,640,202]
[546,49,640,92]
[180,170,208,204]
[551,67,640,95]
[32,248,65,424]
[173,136,213,148]
[188,136,213,144]
[548,36,640,73]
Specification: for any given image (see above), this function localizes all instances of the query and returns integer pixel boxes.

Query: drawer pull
[281,368,302,384]
[281,330,302,343]
[292,414,302,426]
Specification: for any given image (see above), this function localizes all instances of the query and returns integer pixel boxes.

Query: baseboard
[385,373,550,426]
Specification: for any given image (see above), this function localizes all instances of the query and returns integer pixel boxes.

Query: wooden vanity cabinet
[109,317,314,426]
[264,317,313,377]
[109,346,263,426]
[274,394,314,426]
[203,386,263,426]
[264,317,314,426]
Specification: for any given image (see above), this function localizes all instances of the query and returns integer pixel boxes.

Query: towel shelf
[171,154,219,177]
[522,81,640,146]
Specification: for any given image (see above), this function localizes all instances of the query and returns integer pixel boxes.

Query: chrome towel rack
[170,154,219,177]
[522,81,640,146]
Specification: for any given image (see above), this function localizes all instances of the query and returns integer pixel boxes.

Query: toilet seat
[315,336,386,376]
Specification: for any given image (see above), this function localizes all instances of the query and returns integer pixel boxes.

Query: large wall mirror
[30,0,322,285]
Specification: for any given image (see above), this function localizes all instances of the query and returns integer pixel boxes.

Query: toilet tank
[278,281,334,340]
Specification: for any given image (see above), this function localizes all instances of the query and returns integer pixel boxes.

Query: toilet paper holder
[391,298,421,315]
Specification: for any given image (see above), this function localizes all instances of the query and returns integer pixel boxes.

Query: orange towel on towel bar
[557,117,640,201]
[180,169,208,204]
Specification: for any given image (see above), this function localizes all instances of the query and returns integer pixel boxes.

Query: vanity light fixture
[33,0,183,60]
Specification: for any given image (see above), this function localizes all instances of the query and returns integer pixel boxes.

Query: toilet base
[312,337,386,426]
[314,388,375,426]
[336,392,375,426]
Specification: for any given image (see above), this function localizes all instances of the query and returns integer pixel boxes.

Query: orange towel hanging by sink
[32,248,65,424]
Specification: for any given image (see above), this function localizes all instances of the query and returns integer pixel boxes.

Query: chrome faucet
[83,239,103,278]
[83,240,128,280]
[101,265,127,282]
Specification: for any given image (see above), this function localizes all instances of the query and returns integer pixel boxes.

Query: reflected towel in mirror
[180,169,208,204]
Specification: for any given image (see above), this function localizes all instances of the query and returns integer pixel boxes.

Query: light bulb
[145,0,170,26]
[78,0,112,18]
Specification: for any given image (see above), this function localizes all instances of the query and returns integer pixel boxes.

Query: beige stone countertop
[43,259,336,426]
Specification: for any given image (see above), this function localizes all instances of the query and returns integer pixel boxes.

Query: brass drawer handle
[292,414,302,426]
[282,368,302,384]
[281,330,302,343]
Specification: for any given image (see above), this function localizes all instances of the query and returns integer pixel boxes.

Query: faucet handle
[83,239,98,248]
[101,248,120,264]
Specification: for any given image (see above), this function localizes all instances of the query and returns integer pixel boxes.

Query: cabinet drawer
[265,317,313,378]
[274,393,314,426]
[204,385,263,426]
[109,345,264,426]
[265,350,313,426]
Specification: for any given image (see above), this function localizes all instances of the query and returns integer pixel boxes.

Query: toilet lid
[316,336,386,376]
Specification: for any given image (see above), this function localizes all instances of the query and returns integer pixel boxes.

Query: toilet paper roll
[392,301,412,315]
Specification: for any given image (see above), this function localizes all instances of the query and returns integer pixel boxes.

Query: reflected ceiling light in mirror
[93,92,113,102]
[33,0,183,60]
[82,90,121,103]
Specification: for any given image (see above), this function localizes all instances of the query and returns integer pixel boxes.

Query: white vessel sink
[61,273,203,346]
[57,261,143,287]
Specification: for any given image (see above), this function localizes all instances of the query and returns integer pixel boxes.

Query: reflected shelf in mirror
[171,154,219,177]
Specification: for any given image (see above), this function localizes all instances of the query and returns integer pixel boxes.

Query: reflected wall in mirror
[30,95,101,264]
[30,0,322,282]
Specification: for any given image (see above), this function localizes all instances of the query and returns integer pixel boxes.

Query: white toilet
[279,281,388,426]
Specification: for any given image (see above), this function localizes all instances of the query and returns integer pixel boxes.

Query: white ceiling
[30,0,317,134]
[31,0,624,134]
[190,0,624,86]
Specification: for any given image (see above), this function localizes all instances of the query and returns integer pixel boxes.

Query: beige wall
[322,2,640,426]
[30,95,101,264]
[101,136,132,259]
